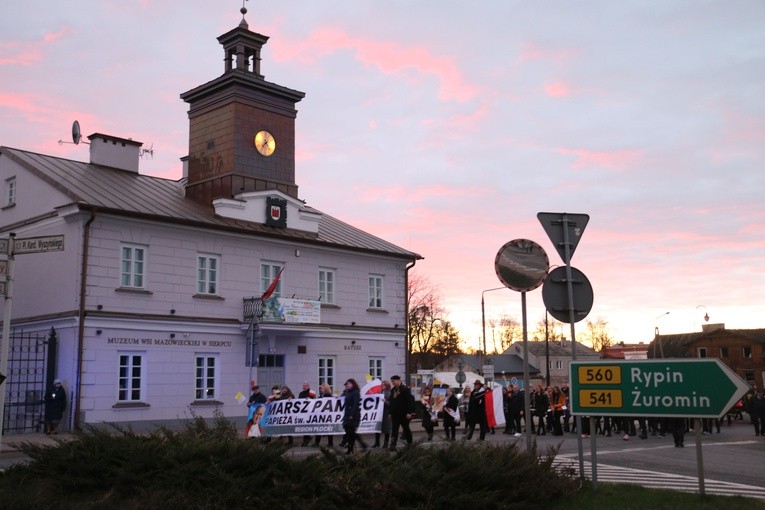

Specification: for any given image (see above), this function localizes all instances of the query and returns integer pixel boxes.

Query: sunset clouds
[1,1,764,346]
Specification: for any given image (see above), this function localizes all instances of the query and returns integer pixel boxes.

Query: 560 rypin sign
[569,359,750,419]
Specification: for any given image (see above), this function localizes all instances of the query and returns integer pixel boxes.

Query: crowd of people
[243,377,765,452]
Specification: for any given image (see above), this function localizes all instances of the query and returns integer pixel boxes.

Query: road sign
[455,371,466,385]
[13,235,65,255]
[537,212,589,263]
[542,266,594,323]
[482,365,494,376]
[569,359,750,418]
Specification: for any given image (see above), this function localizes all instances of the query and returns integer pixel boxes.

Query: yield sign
[537,212,589,263]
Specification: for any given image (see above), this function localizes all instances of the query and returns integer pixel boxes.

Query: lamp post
[695,305,709,330]
[544,310,551,387]
[654,311,670,358]
[481,287,506,380]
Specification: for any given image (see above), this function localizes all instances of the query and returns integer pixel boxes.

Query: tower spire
[240,0,249,28]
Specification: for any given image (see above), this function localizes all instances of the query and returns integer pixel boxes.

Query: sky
[1,1,764,350]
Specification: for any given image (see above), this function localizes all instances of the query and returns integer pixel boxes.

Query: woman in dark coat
[45,379,67,434]
[442,388,460,441]
[342,378,367,454]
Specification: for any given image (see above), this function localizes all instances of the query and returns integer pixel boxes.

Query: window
[197,254,219,294]
[743,346,752,359]
[697,347,707,358]
[118,353,144,402]
[121,245,145,288]
[555,360,563,370]
[369,357,383,379]
[368,274,383,308]
[6,177,15,206]
[720,347,728,358]
[195,355,218,400]
[318,268,335,304]
[318,357,335,390]
[261,262,283,298]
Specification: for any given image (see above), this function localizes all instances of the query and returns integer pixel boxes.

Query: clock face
[254,130,276,156]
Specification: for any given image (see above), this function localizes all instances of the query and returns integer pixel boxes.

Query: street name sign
[13,235,65,255]
[569,359,750,419]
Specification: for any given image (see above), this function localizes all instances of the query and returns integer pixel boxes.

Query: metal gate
[2,328,53,434]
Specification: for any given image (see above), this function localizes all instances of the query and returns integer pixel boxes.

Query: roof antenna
[140,142,154,159]
[58,120,90,146]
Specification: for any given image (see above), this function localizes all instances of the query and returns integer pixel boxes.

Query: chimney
[87,133,142,173]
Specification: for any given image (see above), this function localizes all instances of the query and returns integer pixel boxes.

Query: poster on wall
[261,298,321,324]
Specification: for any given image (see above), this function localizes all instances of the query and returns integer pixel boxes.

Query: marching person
[751,387,765,437]
[388,375,415,451]
[466,380,488,441]
[314,383,335,447]
[299,381,317,446]
[342,378,367,454]
[442,387,460,441]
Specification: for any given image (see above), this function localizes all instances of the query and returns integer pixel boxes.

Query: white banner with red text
[257,394,384,437]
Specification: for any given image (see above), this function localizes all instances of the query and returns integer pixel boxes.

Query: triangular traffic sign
[537,212,589,263]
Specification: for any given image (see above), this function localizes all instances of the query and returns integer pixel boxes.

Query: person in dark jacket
[388,374,415,450]
[534,384,549,435]
[466,380,488,441]
[751,388,765,436]
[442,388,460,441]
[44,379,67,435]
[342,378,367,454]
[508,384,525,437]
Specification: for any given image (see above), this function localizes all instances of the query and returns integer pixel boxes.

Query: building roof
[505,340,600,358]
[438,354,540,375]
[648,328,765,358]
[1,147,421,260]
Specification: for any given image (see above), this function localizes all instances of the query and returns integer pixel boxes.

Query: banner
[258,394,384,437]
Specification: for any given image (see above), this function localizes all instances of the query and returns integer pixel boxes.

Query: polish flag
[361,378,383,395]
[261,268,284,301]
[485,386,506,428]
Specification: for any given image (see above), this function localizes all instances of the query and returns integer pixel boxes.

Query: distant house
[506,340,601,387]
[648,324,765,390]
[432,354,540,390]
[601,342,649,359]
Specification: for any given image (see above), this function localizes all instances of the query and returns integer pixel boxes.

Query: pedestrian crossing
[554,456,765,500]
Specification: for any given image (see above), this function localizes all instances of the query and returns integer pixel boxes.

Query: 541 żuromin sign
[569,359,750,419]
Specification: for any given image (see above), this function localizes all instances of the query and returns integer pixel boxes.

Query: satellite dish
[72,120,82,145]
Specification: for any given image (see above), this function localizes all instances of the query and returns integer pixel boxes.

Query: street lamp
[481,287,506,379]
[696,305,710,328]
[654,311,670,358]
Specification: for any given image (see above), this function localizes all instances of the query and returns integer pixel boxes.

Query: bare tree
[583,317,614,352]
[487,314,521,354]
[407,273,462,371]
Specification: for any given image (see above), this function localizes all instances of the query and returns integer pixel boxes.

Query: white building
[0,16,419,433]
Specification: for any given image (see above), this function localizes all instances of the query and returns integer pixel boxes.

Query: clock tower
[180,16,305,205]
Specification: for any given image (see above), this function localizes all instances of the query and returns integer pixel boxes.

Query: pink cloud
[271,28,478,102]
[0,28,72,66]
[544,81,571,98]
[557,147,642,171]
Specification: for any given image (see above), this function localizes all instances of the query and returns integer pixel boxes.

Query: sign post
[570,359,750,495]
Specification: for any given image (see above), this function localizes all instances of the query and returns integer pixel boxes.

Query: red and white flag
[261,268,284,301]
[361,378,383,395]
[485,386,506,428]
